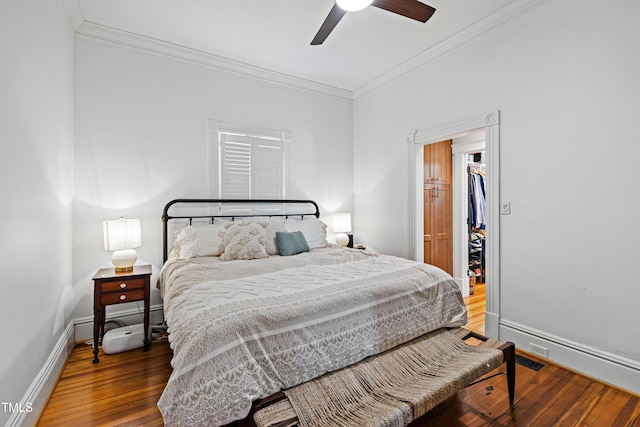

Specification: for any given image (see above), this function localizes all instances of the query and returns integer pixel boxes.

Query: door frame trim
[406,111,501,338]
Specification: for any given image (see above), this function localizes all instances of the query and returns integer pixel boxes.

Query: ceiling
[72,0,528,94]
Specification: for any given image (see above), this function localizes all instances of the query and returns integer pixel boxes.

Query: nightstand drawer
[101,289,144,305]
[101,278,145,293]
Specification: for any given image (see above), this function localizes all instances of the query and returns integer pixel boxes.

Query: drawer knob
[119,283,127,289]
[119,295,126,301]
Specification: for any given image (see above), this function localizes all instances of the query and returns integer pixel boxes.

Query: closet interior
[467,151,486,294]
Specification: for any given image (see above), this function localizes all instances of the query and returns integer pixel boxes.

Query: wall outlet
[529,343,549,359]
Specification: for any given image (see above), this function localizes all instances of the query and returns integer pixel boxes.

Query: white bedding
[157,246,467,426]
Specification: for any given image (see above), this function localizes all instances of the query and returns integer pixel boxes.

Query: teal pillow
[276,231,310,256]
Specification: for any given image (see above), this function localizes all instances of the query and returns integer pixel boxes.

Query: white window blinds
[209,121,290,201]
[253,141,285,199]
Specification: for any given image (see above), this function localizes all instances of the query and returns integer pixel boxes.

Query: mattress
[157,246,467,426]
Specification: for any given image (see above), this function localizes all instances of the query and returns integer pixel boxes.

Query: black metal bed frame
[160,198,515,426]
[161,199,320,263]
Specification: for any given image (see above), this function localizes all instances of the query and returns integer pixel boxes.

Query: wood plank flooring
[37,337,171,427]
[38,283,640,426]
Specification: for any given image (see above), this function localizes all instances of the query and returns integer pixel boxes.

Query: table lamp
[103,217,141,272]
[333,212,352,247]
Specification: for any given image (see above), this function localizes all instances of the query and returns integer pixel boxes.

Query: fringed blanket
[157,247,467,426]
[254,328,504,427]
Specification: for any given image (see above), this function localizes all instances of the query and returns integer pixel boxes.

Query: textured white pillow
[284,218,327,249]
[247,217,286,255]
[220,220,268,261]
[174,225,226,259]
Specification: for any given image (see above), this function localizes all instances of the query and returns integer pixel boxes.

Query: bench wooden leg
[461,329,516,406]
[500,341,516,405]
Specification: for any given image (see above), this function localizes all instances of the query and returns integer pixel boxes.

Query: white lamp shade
[337,0,373,12]
[103,218,142,251]
[332,212,352,233]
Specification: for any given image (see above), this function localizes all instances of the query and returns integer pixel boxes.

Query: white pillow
[284,218,327,249]
[174,224,226,259]
[220,219,268,261]
[246,217,286,255]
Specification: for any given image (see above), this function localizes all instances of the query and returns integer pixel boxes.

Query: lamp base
[112,249,137,272]
[336,233,349,247]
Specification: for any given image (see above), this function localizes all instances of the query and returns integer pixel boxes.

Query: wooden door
[423,140,453,274]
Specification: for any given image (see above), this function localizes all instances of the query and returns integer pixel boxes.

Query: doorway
[451,131,486,298]
[408,111,501,339]
[422,135,485,296]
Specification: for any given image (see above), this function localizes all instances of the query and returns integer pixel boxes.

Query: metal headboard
[161,199,320,263]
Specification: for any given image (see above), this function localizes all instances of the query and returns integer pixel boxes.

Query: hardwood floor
[38,283,640,426]
[37,337,171,427]
[412,284,640,426]
[462,282,486,335]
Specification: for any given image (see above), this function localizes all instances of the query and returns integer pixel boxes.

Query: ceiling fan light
[336,0,373,12]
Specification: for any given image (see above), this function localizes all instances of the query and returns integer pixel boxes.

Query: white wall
[0,0,75,425]
[72,37,354,325]
[4,0,638,420]
[354,0,640,392]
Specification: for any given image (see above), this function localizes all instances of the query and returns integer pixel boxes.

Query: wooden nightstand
[92,265,152,363]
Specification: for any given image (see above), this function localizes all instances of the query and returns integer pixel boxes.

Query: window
[208,120,290,201]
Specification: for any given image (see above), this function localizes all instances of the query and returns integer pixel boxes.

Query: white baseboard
[454,276,470,298]
[5,321,75,427]
[484,311,500,339]
[500,319,640,395]
[74,303,165,343]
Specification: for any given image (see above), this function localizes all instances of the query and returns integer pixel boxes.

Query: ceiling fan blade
[311,3,347,45]
[371,0,436,23]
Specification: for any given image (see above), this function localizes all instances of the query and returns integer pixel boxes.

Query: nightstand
[92,264,152,363]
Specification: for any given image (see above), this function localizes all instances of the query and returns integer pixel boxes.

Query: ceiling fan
[311,0,436,45]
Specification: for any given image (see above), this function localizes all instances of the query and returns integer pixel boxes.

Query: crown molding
[353,0,543,100]
[69,0,540,102]
[75,21,353,101]
[58,0,84,32]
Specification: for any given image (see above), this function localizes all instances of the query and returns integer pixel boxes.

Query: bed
[156,199,513,427]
